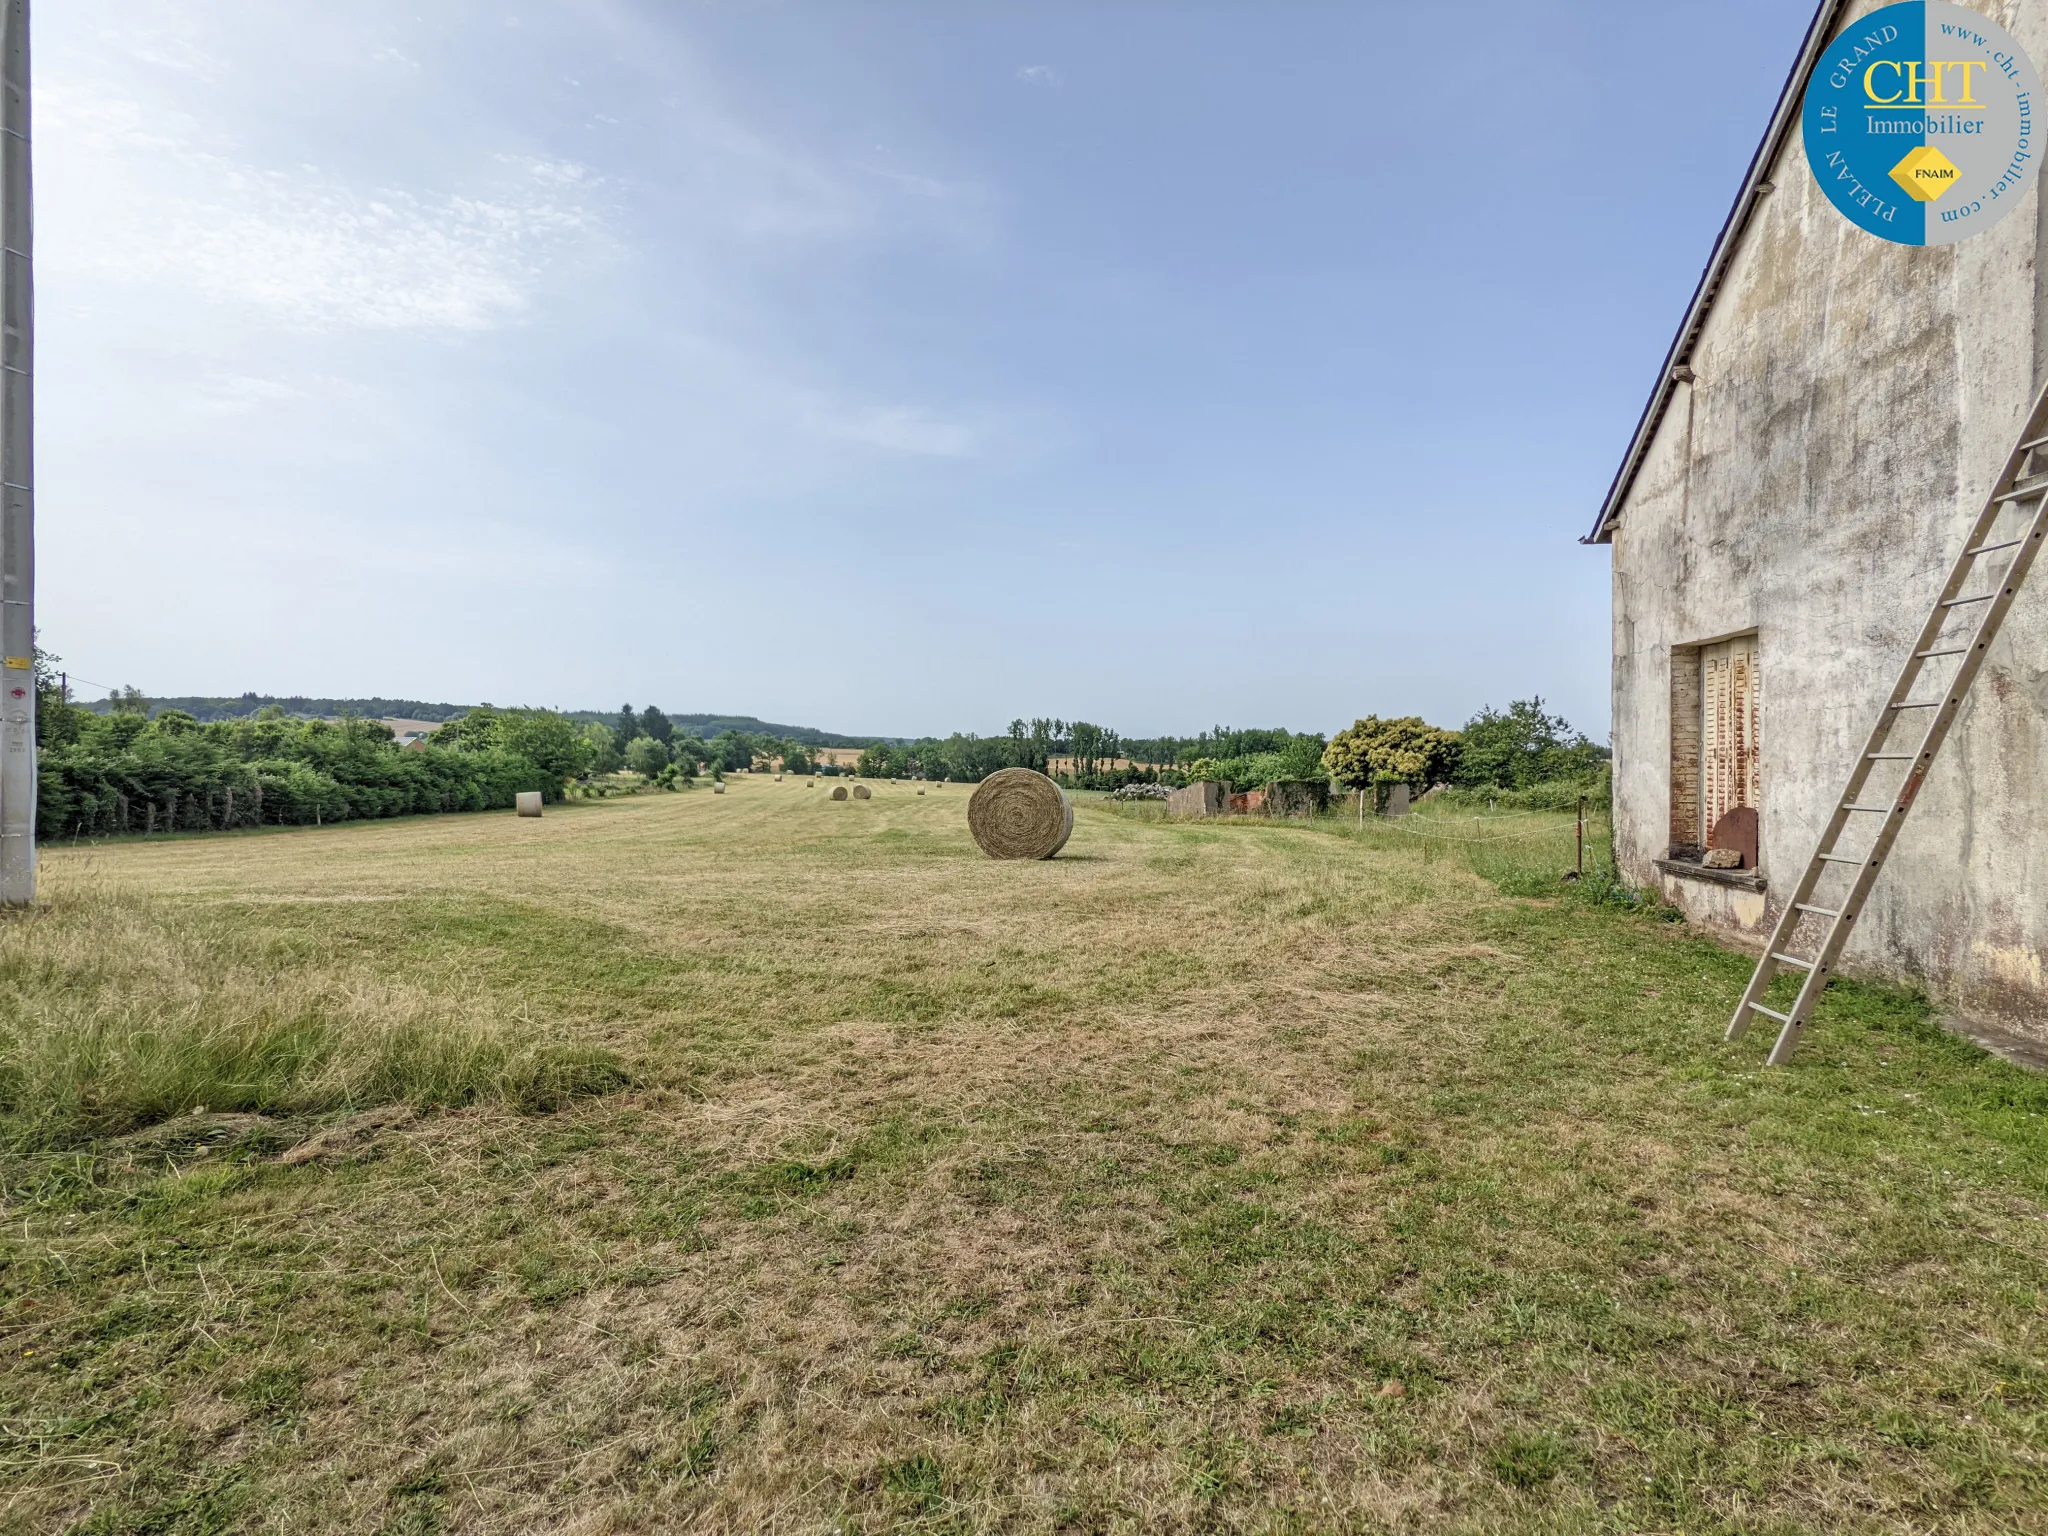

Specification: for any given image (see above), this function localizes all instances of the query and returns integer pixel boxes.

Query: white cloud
[42,76,612,333]
[251,514,611,590]
[38,0,1025,707]
[503,155,595,187]
[1015,64,1060,88]
[92,25,225,80]
[810,404,976,458]
[185,372,304,415]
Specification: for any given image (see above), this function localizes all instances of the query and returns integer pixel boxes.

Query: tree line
[34,694,584,840]
[842,703,1606,799]
[79,692,471,723]
[582,706,825,782]
[32,649,1606,840]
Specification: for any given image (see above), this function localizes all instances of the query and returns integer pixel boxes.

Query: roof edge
[1584,0,1845,545]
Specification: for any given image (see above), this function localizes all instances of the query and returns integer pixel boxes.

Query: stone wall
[1167,781,1226,817]
[1606,0,2048,1042]
[1265,781,1329,818]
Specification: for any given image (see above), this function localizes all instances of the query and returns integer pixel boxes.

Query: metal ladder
[1728,378,2048,1063]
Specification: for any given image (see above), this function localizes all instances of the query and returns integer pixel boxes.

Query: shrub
[1454,698,1606,790]
[1322,717,1461,790]
[581,722,624,775]
[625,736,672,776]
[433,705,593,781]
[1188,752,1284,785]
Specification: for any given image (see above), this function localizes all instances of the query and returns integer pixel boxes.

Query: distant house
[1587,2,2048,1044]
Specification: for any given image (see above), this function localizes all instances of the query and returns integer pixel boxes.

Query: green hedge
[1424,767,1611,813]
[35,707,562,839]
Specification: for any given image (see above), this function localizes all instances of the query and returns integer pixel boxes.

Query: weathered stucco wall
[1610,0,2048,1042]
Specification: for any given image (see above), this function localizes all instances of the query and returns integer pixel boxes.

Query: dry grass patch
[2,781,2045,1532]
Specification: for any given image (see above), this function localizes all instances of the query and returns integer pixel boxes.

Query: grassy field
[2,779,2045,1534]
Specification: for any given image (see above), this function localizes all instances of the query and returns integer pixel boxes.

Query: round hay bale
[852,784,872,800]
[713,782,726,795]
[917,789,925,796]
[831,786,848,801]
[967,768,1072,860]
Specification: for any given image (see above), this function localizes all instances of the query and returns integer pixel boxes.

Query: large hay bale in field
[852,784,872,800]
[713,783,726,795]
[968,768,1072,860]
[831,786,849,801]
[515,792,543,818]
[1167,782,1224,817]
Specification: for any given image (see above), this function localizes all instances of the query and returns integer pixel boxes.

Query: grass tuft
[0,882,628,1148]
[1488,1428,1578,1488]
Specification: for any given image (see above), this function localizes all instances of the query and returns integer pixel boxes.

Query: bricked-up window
[1669,647,1702,853]
[1670,633,1762,867]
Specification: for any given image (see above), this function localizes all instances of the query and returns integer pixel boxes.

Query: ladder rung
[1939,592,1997,607]
[2020,434,2048,451]
[1965,538,2027,556]
[1915,647,1970,658]
[1994,479,2048,502]
[1817,852,1868,863]
[1888,700,1945,709]
[1842,804,1896,813]
[1866,752,1916,760]
[1770,952,1816,969]
[1794,904,1840,917]
[1747,1004,1793,1024]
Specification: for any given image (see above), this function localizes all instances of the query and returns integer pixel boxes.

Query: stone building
[1590,0,2048,1046]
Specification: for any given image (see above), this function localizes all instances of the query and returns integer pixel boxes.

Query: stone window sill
[1654,857,1766,893]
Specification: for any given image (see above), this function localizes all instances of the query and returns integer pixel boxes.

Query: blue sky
[42,1,1812,740]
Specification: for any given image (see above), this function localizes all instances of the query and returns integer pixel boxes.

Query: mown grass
[1,779,2044,1533]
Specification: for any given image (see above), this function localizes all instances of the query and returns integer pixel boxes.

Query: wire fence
[1333,802,1619,891]
[1372,817,1580,846]
[1094,791,1629,895]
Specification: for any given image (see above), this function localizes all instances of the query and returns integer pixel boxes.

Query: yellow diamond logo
[1890,144,1960,203]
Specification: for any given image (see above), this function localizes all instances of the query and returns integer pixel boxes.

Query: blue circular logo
[1802,1,2043,245]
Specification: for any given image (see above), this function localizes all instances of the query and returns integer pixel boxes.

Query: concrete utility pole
[0,0,31,905]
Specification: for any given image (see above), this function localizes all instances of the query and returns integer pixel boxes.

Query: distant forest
[77,693,892,749]
[82,694,473,724]
[555,712,895,749]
